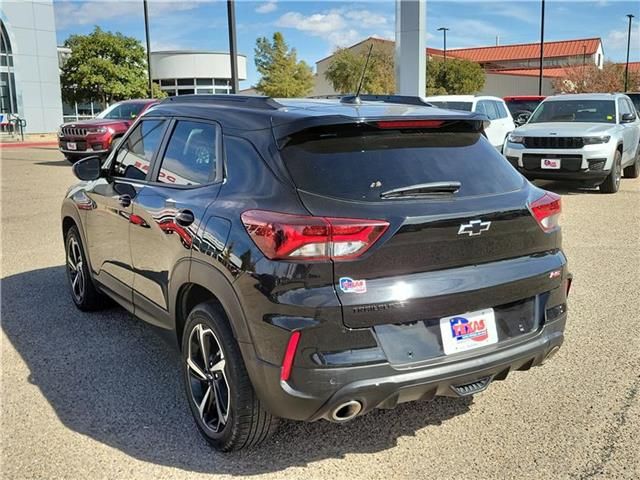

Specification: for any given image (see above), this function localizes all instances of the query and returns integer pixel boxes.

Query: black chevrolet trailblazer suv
[61,95,571,451]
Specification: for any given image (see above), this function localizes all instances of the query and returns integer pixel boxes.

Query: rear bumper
[518,168,609,182]
[244,314,566,422]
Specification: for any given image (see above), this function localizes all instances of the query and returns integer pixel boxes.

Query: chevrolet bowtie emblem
[458,219,491,236]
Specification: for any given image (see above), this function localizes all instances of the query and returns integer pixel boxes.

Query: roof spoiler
[308,94,433,107]
[160,94,282,110]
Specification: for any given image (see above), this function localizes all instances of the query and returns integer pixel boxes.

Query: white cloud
[256,1,277,14]
[491,4,539,25]
[54,0,198,30]
[277,11,346,34]
[276,8,389,50]
[605,24,640,60]
[344,10,387,28]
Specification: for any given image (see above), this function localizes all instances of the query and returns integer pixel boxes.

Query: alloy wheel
[186,324,230,434]
[67,237,85,302]
[615,156,622,189]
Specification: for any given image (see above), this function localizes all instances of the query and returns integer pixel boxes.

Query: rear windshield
[281,125,523,201]
[505,100,542,115]
[428,101,473,112]
[529,100,616,123]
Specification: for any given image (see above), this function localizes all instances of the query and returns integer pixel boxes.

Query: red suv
[58,99,157,163]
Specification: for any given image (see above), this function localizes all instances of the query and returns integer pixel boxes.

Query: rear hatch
[278,120,563,328]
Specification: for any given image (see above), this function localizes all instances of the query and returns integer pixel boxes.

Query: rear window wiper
[380,181,461,199]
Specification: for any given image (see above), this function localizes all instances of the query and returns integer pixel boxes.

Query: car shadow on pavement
[2,266,472,475]
[533,180,601,195]
[35,160,71,167]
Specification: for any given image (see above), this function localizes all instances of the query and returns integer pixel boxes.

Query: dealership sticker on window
[339,277,367,293]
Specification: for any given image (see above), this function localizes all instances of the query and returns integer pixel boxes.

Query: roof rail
[160,94,282,110]
[308,94,432,107]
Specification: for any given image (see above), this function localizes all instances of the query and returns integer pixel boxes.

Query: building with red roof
[312,36,605,97]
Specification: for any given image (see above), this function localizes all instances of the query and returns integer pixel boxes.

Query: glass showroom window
[0,20,17,114]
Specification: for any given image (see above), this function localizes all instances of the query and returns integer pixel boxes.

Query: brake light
[376,120,445,129]
[241,210,389,261]
[280,331,301,382]
[529,192,561,232]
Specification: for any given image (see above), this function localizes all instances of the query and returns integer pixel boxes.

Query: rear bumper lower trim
[244,317,566,421]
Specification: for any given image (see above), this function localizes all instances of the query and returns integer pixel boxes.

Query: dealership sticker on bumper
[440,308,498,355]
[66,142,77,150]
[541,158,560,169]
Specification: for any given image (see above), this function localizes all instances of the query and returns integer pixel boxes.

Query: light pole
[538,0,545,95]
[143,0,152,97]
[582,44,586,91]
[437,27,449,62]
[227,0,239,94]
[624,14,634,92]
[438,27,449,92]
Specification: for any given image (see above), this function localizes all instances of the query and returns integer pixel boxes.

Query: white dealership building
[0,0,63,134]
[150,51,247,97]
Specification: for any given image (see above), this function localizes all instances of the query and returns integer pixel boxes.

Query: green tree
[325,43,395,94]
[61,27,162,105]
[324,44,484,96]
[426,58,485,95]
[254,32,314,97]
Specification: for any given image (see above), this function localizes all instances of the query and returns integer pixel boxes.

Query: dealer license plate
[541,158,560,169]
[440,308,498,355]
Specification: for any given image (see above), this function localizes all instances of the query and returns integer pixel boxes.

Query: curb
[0,141,59,148]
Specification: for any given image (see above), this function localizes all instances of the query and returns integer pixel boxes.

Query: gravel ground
[1,147,639,479]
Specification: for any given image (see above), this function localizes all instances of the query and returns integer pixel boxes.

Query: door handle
[175,209,195,227]
[118,194,131,207]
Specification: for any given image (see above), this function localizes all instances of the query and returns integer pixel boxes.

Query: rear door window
[155,120,220,186]
[281,125,523,202]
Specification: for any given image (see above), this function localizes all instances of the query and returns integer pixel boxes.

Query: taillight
[529,192,561,232]
[280,331,301,382]
[241,210,389,261]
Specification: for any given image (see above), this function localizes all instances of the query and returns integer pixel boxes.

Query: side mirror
[72,156,102,181]
[621,112,636,123]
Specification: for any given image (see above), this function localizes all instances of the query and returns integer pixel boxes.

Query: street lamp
[582,44,586,91]
[438,27,450,92]
[227,0,239,94]
[624,14,635,92]
[538,0,545,96]
[142,0,152,97]
[437,27,449,62]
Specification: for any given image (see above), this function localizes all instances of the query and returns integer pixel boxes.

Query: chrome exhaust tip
[330,400,362,422]
[542,346,561,364]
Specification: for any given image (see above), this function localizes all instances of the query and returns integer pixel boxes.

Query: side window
[113,119,167,180]
[478,101,499,120]
[475,101,488,116]
[156,120,219,186]
[626,99,638,117]
[495,101,509,119]
[618,99,631,122]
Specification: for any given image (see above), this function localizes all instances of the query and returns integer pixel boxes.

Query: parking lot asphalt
[1,146,639,480]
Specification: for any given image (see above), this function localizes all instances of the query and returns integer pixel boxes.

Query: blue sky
[53,0,640,88]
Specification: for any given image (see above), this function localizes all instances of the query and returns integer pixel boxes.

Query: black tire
[65,226,108,310]
[181,302,279,451]
[623,146,640,179]
[600,150,622,194]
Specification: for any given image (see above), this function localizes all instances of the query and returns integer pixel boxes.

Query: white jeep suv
[425,95,515,150]
[504,93,640,193]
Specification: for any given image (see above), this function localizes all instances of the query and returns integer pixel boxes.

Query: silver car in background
[504,93,640,193]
